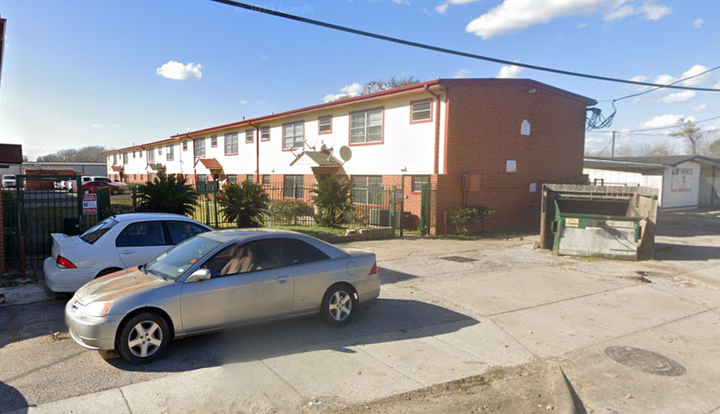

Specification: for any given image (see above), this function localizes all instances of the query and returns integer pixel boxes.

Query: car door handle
[276,276,289,284]
[120,250,136,255]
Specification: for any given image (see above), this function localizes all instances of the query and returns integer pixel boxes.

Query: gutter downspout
[424,84,441,175]
[191,136,197,189]
[249,121,261,182]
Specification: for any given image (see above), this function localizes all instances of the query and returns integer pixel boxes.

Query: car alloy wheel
[118,312,170,364]
[321,285,357,327]
[329,291,352,322]
[127,321,163,358]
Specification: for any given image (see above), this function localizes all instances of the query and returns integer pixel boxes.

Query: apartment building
[105,78,595,233]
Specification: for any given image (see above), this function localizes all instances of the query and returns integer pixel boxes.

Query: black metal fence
[105,183,405,231]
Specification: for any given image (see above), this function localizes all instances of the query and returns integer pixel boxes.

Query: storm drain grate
[605,346,686,377]
[438,256,478,263]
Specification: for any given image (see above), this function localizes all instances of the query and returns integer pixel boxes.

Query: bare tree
[614,145,637,157]
[707,139,720,158]
[670,119,703,155]
[637,142,674,157]
[361,76,421,95]
[36,146,107,163]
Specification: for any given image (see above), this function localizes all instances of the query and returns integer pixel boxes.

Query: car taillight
[56,255,77,269]
[370,262,378,275]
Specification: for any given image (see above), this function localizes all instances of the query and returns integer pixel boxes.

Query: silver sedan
[65,229,380,364]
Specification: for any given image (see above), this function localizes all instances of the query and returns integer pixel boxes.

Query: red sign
[83,194,98,214]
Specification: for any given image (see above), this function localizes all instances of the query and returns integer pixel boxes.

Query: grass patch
[452,368,506,391]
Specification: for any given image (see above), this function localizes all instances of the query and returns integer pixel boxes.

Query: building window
[411,100,432,123]
[245,129,254,144]
[352,176,384,204]
[412,176,430,192]
[182,141,188,151]
[158,147,163,156]
[521,120,531,136]
[211,136,217,148]
[261,126,270,141]
[226,174,237,184]
[166,145,174,161]
[133,151,136,159]
[224,132,238,155]
[319,116,332,134]
[283,175,304,199]
[246,174,254,183]
[147,150,155,163]
[122,153,128,164]
[139,150,143,158]
[262,174,270,186]
[112,154,117,165]
[195,138,205,158]
[283,122,304,150]
[350,109,383,144]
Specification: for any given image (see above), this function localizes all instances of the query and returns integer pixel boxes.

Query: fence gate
[5,175,83,274]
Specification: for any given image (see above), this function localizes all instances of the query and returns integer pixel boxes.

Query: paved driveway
[1,215,720,413]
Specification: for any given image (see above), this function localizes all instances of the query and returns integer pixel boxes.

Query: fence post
[132,186,137,211]
[212,184,219,227]
[75,176,84,232]
[391,186,396,235]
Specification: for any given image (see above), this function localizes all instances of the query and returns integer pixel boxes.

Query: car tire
[117,312,171,365]
[96,268,121,278]
[321,284,358,327]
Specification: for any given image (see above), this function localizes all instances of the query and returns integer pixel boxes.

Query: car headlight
[80,301,113,317]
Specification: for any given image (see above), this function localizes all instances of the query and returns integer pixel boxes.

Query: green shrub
[217,182,269,228]
[269,199,311,225]
[449,206,495,236]
[311,176,353,228]
[135,172,198,216]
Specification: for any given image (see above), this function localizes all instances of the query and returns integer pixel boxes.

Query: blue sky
[0,0,718,159]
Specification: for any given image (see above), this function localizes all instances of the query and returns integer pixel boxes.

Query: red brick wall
[437,83,588,233]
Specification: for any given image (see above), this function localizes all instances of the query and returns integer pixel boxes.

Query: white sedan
[44,213,212,292]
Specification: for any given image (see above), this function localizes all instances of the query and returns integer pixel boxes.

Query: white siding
[661,161,701,209]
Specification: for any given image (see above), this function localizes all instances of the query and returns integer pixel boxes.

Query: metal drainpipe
[424,84,441,176]
[191,136,197,188]
[249,121,261,182]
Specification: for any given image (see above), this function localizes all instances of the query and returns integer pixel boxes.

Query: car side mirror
[186,268,211,283]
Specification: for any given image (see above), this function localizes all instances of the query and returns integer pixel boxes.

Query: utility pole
[611,131,617,158]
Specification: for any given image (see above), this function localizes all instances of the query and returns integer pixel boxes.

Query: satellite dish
[339,146,353,162]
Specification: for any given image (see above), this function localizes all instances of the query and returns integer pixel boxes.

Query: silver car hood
[75,267,166,304]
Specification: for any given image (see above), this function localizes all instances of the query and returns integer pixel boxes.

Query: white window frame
[195,138,205,158]
[224,132,238,155]
[410,100,432,123]
[350,108,383,144]
[283,122,304,150]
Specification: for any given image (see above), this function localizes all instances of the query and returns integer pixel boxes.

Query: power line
[206,0,720,93]
[593,114,720,134]
[609,66,720,103]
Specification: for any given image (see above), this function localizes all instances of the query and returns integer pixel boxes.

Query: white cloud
[454,69,471,79]
[261,54,270,60]
[659,91,696,104]
[392,0,411,4]
[156,60,203,80]
[436,0,482,14]
[465,0,670,39]
[497,65,523,78]
[240,100,248,105]
[323,83,364,102]
[605,5,635,20]
[654,74,676,85]
[678,64,711,86]
[641,114,689,129]
[693,18,704,29]
[578,22,589,28]
[691,103,708,113]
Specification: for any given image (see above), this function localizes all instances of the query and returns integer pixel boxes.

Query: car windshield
[145,236,222,281]
[80,218,119,244]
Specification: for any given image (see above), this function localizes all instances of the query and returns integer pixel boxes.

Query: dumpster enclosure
[539,184,659,260]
